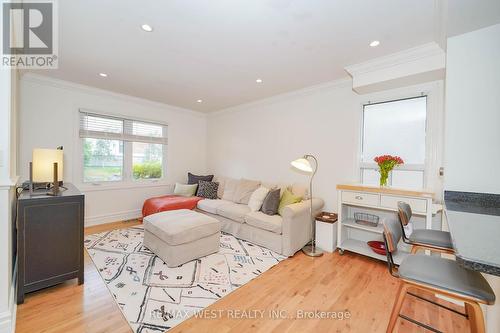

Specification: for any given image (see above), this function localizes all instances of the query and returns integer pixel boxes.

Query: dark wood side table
[17,183,84,304]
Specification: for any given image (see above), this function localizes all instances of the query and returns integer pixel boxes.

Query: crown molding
[345,42,445,76]
[344,42,445,94]
[210,77,352,117]
[20,73,207,119]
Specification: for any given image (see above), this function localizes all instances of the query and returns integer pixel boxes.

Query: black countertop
[444,191,500,276]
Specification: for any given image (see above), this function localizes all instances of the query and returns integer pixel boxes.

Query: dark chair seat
[409,229,453,249]
[399,255,496,304]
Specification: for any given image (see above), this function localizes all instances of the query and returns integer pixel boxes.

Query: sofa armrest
[281,198,325,219]
[280,198,325,256]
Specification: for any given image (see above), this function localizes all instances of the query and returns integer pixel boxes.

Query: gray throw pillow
[196,181,219,199]
[260,189,280,215]
[188,172,214,185]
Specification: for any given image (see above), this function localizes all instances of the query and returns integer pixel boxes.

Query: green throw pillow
[174,183,198,197]
[278,189,302,215]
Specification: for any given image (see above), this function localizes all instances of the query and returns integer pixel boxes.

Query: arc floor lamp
[291,154,323,257]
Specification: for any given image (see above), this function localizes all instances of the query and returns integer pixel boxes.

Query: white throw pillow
[247,186,270,212]
[173,183,198,197]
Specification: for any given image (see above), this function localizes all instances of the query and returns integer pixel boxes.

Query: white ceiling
[31,0,500,112]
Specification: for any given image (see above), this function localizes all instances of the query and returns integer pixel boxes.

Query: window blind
[79,110,168,145]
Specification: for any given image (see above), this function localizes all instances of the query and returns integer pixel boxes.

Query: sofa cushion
[279,183,291,197]
[217,202,251,223]
[213,175,226,199]
[197,199,231,214]
[248,186,270,212]
[188,172,214,185]
[221,177,239,202]
[291,183,308,199]
[245,211,283,234]
[233,179,261,204]
[143,209,221,245]
[142,195,202,218]
[261,189,281,215]
[278,189,303,216]
[262,182,288,198]
[174,183,198,197]
[261,181,276,190]
[196,180,219,199]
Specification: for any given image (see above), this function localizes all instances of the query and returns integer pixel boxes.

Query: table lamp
[31,148,64,196]
[291,154,323,257]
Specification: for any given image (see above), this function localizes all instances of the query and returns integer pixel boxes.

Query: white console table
[336,184,436,265]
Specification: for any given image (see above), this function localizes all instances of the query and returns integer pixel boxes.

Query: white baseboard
[85,209,142,227]
[0,261,17,333]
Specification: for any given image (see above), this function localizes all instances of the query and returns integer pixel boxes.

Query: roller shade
[79,110,168,145]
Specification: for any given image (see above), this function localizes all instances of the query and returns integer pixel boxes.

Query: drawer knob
[355,195,363,200]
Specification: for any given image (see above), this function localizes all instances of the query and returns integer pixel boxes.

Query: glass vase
[379,169,389,187]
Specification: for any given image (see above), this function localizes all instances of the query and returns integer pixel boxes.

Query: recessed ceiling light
[98,73,108,77]
[141,24,153,32]
[370,40,380,47]
[256,78,263,83]
[197,99,203,103]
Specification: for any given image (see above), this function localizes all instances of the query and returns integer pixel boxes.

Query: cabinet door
[24,201,81,286]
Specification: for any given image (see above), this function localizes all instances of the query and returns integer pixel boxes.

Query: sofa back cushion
[291,183,309,199]
[261,182,288,198]
[213,175,226,198]
[221,177,239,202]
[233,179,261,204]
[261,189,281,215]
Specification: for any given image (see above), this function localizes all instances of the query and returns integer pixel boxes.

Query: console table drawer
[342,191,379,206]
[380,195,427,213]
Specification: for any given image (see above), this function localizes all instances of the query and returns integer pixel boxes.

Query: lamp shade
[32,149,63,182]
[291,157,313,173]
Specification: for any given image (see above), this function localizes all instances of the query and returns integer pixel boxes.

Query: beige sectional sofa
[196,177,325,257]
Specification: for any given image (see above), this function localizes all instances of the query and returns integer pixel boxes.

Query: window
[79,111,167,183]
[361,96,427,189]
[83,138,123,182]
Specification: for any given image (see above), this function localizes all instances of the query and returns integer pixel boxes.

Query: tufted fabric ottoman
[143,209,221,267]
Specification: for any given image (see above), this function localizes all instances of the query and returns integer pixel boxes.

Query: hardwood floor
[16,221,470,333]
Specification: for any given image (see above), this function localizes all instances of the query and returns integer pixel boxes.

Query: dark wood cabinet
[17,183,84,304]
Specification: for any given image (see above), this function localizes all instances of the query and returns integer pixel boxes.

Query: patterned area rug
[84,225,286,332]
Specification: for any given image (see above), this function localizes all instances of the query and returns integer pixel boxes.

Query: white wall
[444,23,500,194]
[444,23,500,333]
[0,67,18,333]
[19,74,208,225]
[207,79,444,211]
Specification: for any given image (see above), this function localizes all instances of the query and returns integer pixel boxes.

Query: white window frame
[75,109,169,191]
[356,81,445,192]
[360,95,427,187]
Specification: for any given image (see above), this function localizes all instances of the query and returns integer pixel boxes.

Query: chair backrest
[382,219,403,276]
[383,219,403,254]
[397,201,412,226]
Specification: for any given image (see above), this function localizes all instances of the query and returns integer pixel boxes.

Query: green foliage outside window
[133,162,162,179]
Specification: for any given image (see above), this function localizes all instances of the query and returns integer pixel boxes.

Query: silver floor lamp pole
[291,154,323,257]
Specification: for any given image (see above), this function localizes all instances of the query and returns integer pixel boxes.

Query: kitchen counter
[444,191,500,276]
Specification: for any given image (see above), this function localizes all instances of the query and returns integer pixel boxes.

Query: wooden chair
[397,201,455,255]
[383,219,495,333]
